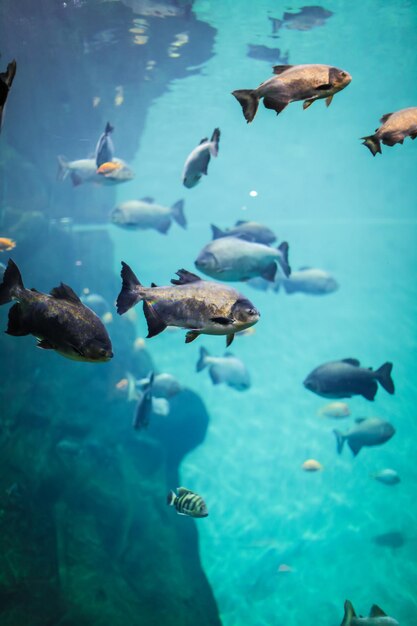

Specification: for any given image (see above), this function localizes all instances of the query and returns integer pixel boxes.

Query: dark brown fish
[0,59,16,132]
[232,63,351,123]
[0,259,113,362]
[362,107,417,156]
[116,262,260,347]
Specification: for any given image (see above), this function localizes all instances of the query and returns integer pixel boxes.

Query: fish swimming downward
[303,358,394,401]
[0,259,113,362]
[361,107,417,156]
[0,59,16,133]
[167,487,208,518]
[182,128,220,188]
[116,262,260,347]
[95,121,114,168]
[340,600,399,626]
[132,371,154,430]
[232,63,351,123]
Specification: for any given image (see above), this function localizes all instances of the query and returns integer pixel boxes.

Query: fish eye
[247,307,257,316]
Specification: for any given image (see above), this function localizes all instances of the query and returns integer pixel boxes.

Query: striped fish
[167,487,208,518]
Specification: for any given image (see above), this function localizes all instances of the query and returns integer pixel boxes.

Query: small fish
[97,161,121,175]
[115,378,128,391]
[372,531,405,550]
[362,107,417,156]
[340,600,399,626]
[116,263,260,347]
[274,267,339,295]
[232,64,351,123]
[303,359,395,401]
[333,417,395,456]
[318,401,350,419]
[270,6,333,34]
[0,237,16,252]
[111,197,186,234]
[196,347,251,390]
[277,563,292,573]
[182,128,220,188]
[371,469,400,486]
[246,44,289,64]
[211,220,277,245]
[167,487,208,518]
[0,59,16,133]
[95,122,114,168]
[301,459,323,471]
[132,371,154,430]
[0,259,113,362]
[137,372,181,398]
[195,236,290,282]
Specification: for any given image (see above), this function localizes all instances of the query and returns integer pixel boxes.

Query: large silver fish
[182,128,220,188]
[111,197,186,234]
[167,487,208,518]
[232,63,351,123]
[0,260,113,362]
[57,156,134,186]
[340,600,399,626]
[195,236,290,282]
[362,107,417,156]
[116,262,260,347]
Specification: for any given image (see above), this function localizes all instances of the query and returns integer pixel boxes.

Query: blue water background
[2,0,417,624]
[113,1,417,623]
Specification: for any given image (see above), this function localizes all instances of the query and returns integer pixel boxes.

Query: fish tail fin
[57,155,69,181]
[167,490,176,506]
[116,262,143,315]
[211,224,225,239]
[0,259,24,305]
[171,199,187,229]
[375,362,394,394]
[209,127,221,156]
[341,600,356,626]
[277,242,291,277]
[232,90,259,123]
[196,347,209,372]
[361,134,381,156]
[333,429,345,455]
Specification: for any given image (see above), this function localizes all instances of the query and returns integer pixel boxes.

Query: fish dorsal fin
[177,487,192,496]
[342,358,360,366]
[298,266,312,271]
[171,269,201,285]
[235,220,248,226]
[370,605,387,618]
[223,352,235,358]
[151,282,158,288]
[272,64,294,75]
[199,137,208,144]
[355,417,367,424]
[141,196,154,203]
[380,113,393,124]
[50,283,82,304]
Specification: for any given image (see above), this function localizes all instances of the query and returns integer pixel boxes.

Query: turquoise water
[1,1,417,624]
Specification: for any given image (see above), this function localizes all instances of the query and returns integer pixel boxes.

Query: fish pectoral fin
[36,339,54,350]
[354,417,367,424]
[303,98,316,110]
[50,283,82,304]
[140,196,154,203]
[325,95,333,107]
[143,301,167,338]
[263,97,288,115]
[185,330,200,344]
[316,83,332,91]
[369,605,387,618]
[210,316,233,325]
[226,334,235,347]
